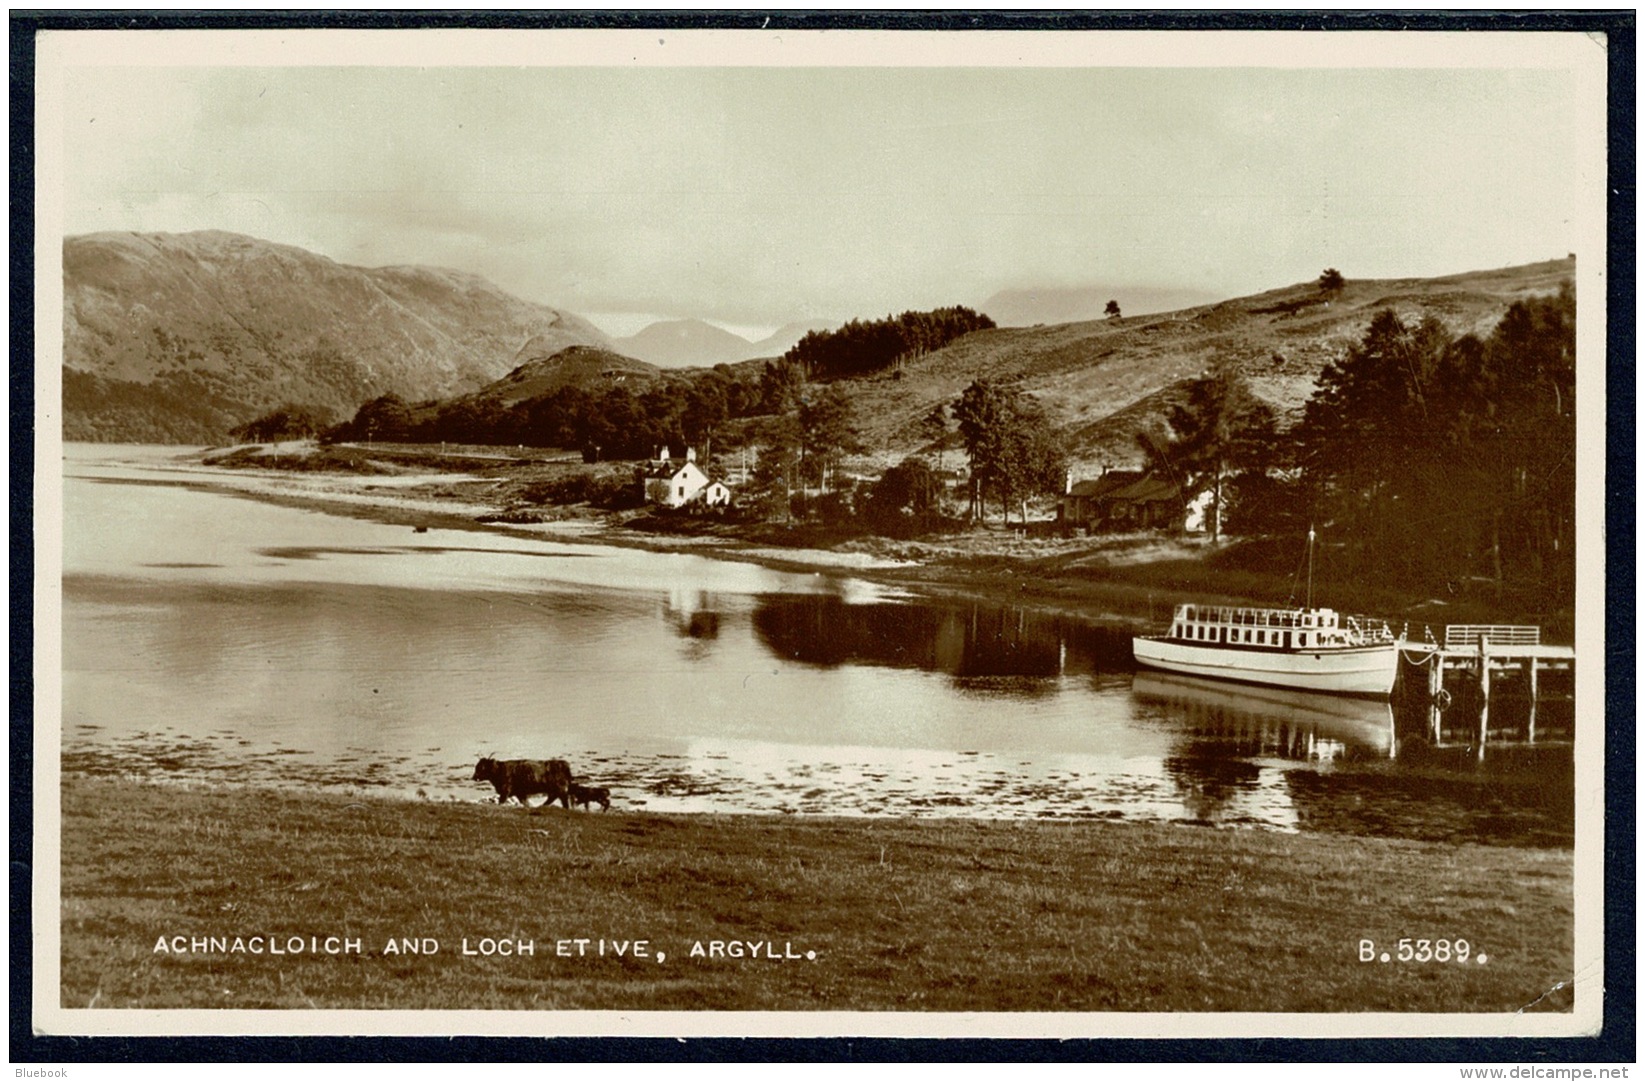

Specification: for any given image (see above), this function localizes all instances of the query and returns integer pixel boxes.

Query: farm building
[1059,469,1184,532]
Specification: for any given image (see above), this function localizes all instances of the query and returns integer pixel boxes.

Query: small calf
[568,783,611,812]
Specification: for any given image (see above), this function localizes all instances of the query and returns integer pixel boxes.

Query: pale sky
[53,33,1588,335]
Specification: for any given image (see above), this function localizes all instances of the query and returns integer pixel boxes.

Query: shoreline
[79,442,1572,637]
[63,715,1576,850]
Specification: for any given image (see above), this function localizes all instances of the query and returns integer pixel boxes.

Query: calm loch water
[57,446,1572,845]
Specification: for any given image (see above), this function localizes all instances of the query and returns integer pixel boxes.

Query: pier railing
[1443,625,1541,649]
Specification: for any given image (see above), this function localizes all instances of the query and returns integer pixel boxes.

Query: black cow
[472,757,573,808]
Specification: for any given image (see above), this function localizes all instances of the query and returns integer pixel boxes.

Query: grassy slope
[846,258,1576,471]
[60,777,1572,1013]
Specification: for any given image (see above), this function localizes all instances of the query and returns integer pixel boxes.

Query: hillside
[848,258,1577,471]
[62,230,610,442]
[981,285,1221,327]
[468,345,661,408]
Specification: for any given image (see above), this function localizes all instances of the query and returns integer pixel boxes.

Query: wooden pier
[1398,625,1576,759]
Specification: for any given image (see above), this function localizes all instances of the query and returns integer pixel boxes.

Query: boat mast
[1306,525,1315,610]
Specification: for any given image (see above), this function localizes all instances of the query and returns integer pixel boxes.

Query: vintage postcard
[29,22,1612,1043]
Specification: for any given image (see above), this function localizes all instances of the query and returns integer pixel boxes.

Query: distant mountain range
[62,230,610,442]
[610,318,838,368]
[979,285,1223,327]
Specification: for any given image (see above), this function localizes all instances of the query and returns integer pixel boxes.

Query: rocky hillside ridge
[63,230,610,442]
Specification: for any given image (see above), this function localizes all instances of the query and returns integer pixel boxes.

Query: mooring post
[1526,656,1539,744]
[1476,635,1491,762]
[1428,652,1444,744]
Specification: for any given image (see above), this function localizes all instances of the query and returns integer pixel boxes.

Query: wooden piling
[1476,636,1491,761]
[1526,656,1539,744]
[1428,653,1444,744]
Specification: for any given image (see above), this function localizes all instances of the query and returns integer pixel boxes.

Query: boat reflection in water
[1131,671,1396,762]
[1133,671,1398,827]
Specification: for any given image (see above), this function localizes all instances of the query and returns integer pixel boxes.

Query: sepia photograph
[27,19,1614,1044]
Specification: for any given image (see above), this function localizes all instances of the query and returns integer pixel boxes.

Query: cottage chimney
[659,446,671,462]
[686,447,697,463]
[1064,469,1073,496]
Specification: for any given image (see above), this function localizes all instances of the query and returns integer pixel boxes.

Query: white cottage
[639,447,711,508]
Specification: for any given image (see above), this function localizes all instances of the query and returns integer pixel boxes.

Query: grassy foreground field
[57,776,1573,1014]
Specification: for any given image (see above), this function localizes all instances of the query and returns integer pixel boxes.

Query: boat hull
[1132,636,1399,698]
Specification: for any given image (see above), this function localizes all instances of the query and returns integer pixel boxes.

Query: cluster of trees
[743,384,864,519]
[1145,285,1576,603]
[1296,286,1575,600]
[227,403,337,443]
[784,307,995,381]
[1136,362,1276,543]
[953,379,1068,524]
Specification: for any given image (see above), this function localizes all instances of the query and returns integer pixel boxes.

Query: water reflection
[751,594,1134,687]
[1161,753,1265,823]
[662,589,721,662]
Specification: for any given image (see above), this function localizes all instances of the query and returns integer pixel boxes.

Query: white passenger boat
[1132,602,1400,698]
